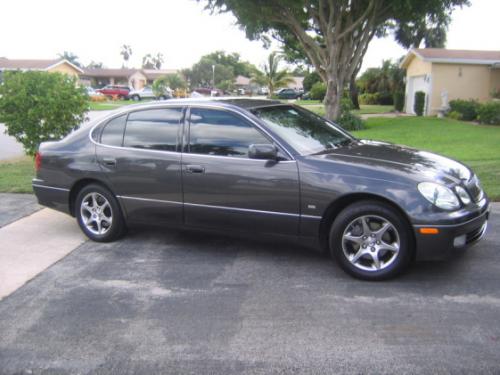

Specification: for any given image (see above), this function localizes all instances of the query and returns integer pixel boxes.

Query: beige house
[401,49,500,115]
[80,68,178,90]
[0,57,83,78]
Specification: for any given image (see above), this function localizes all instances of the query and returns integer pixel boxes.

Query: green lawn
[0,157,34,193]
[303,104,393,116]
[0,116,498,200]
[352,117,500,200]
[88,100,132,111]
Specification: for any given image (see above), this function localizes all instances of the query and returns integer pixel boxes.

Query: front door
[96,107,185,224]
[181,107,300,236]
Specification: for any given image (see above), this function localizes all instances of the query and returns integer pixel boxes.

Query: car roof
[117,97,284,112]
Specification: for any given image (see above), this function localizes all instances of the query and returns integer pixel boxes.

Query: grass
[88,100,133,111]
[0,116,498,200]
[302,104,394,116]
[351,117,500,200]
[0,156,34,193]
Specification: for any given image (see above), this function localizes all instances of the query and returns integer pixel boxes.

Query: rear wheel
[76,184,126,242]
[329,201,413,280]
[131,94,140,101]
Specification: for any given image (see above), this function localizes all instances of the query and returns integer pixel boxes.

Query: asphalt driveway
[0,200,499,374]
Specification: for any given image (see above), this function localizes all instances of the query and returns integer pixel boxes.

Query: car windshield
[252,105,354,155]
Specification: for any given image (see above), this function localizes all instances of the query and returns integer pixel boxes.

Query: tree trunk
[349,74,360,110]
[323,77,342,121]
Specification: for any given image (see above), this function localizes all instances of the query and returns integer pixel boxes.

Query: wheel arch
[68,178,123,217]
[318,192,415,254]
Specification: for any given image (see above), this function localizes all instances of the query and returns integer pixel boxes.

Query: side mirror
[248,144,278,160]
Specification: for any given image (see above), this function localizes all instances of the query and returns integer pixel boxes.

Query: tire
[75,184,126,242]
[131,95,140,101]
[159,95,167,100]
[329,200,413,280]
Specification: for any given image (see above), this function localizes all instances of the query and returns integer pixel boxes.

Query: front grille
[466,223,487,244]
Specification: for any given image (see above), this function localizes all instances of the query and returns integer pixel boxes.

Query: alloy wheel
[80,192,113,235]
[342,215,400,272]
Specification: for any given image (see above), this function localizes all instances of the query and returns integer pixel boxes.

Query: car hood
[312,140,471,184]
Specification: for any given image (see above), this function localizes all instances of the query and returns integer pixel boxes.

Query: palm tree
[120,45,132,68]
[252,52,294,97]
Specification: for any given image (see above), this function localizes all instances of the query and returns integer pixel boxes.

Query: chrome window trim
[88,102,296,161]
[117,195,321,219]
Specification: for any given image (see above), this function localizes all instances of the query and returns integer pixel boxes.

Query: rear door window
[100,114,126,146]
[123,108,183,151]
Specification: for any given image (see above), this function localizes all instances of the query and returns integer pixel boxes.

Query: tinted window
[100,115,126,146]
[124,108,183,151]
[189,108,269,157]
[252,105,353,155]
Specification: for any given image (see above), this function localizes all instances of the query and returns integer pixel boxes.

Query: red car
[96,85,131,99]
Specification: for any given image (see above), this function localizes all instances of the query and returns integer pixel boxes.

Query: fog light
[453,234,466,248]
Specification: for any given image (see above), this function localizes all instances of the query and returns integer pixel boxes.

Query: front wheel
[76,184,126,242]
[329,201,413,280]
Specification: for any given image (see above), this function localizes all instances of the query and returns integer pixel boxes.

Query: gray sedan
[32,98,490,280]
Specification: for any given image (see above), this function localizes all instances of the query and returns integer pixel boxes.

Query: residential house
[80,68,178,90]
[0,57,83,80]
[401,48,500,115]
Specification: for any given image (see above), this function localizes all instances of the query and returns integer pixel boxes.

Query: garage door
[406,75,430,115]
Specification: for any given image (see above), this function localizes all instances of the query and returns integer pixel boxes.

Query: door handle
[102,158,116,166]
[185,164,205,173]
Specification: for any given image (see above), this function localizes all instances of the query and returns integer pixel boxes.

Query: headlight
[455,186,471,205]
[418,182,460,210]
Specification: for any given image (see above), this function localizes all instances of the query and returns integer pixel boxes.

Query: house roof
[81,68,178,80]
[401,48,500,68]
[0,58,84,73]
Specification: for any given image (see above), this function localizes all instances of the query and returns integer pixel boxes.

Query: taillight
[35,152,42,172]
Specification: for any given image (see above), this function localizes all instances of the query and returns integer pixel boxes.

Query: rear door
[95,107,185,224]
[181,106,300,236]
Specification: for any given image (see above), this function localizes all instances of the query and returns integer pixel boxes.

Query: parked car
[128,86,172,101]
[192,87,224,97]
[32,99,490,280]
[277,88,303,99]
[96,85,131,99]
[85,87,103,97]
[257,87,269,96]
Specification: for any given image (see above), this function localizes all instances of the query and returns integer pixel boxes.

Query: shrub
[310,81,327,101]
[414,91,426,116]
[359,93,379,105]
[447,111,462,121]
[449,99,480,121]
[303,71,321,92]
[477,101,500,125]
[337,98,365,131]
[393,91,405,112]
[0,71,88,156]
[90,95,107,102]
[377,91,394,105]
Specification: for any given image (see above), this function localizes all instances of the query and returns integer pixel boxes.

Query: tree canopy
[183,51,258,88]
[0,71,88,156]
[202,0,469,119]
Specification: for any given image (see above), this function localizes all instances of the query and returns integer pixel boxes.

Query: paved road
[0,111,112,160]
[0,200,498,374]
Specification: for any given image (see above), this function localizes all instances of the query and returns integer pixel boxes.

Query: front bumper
[413,204,490,260]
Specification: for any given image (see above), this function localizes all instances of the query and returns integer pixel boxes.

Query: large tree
[182,51,258,88]
[202,0,468,120]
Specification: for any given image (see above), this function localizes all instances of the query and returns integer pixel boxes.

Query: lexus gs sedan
[32,98,490,280]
